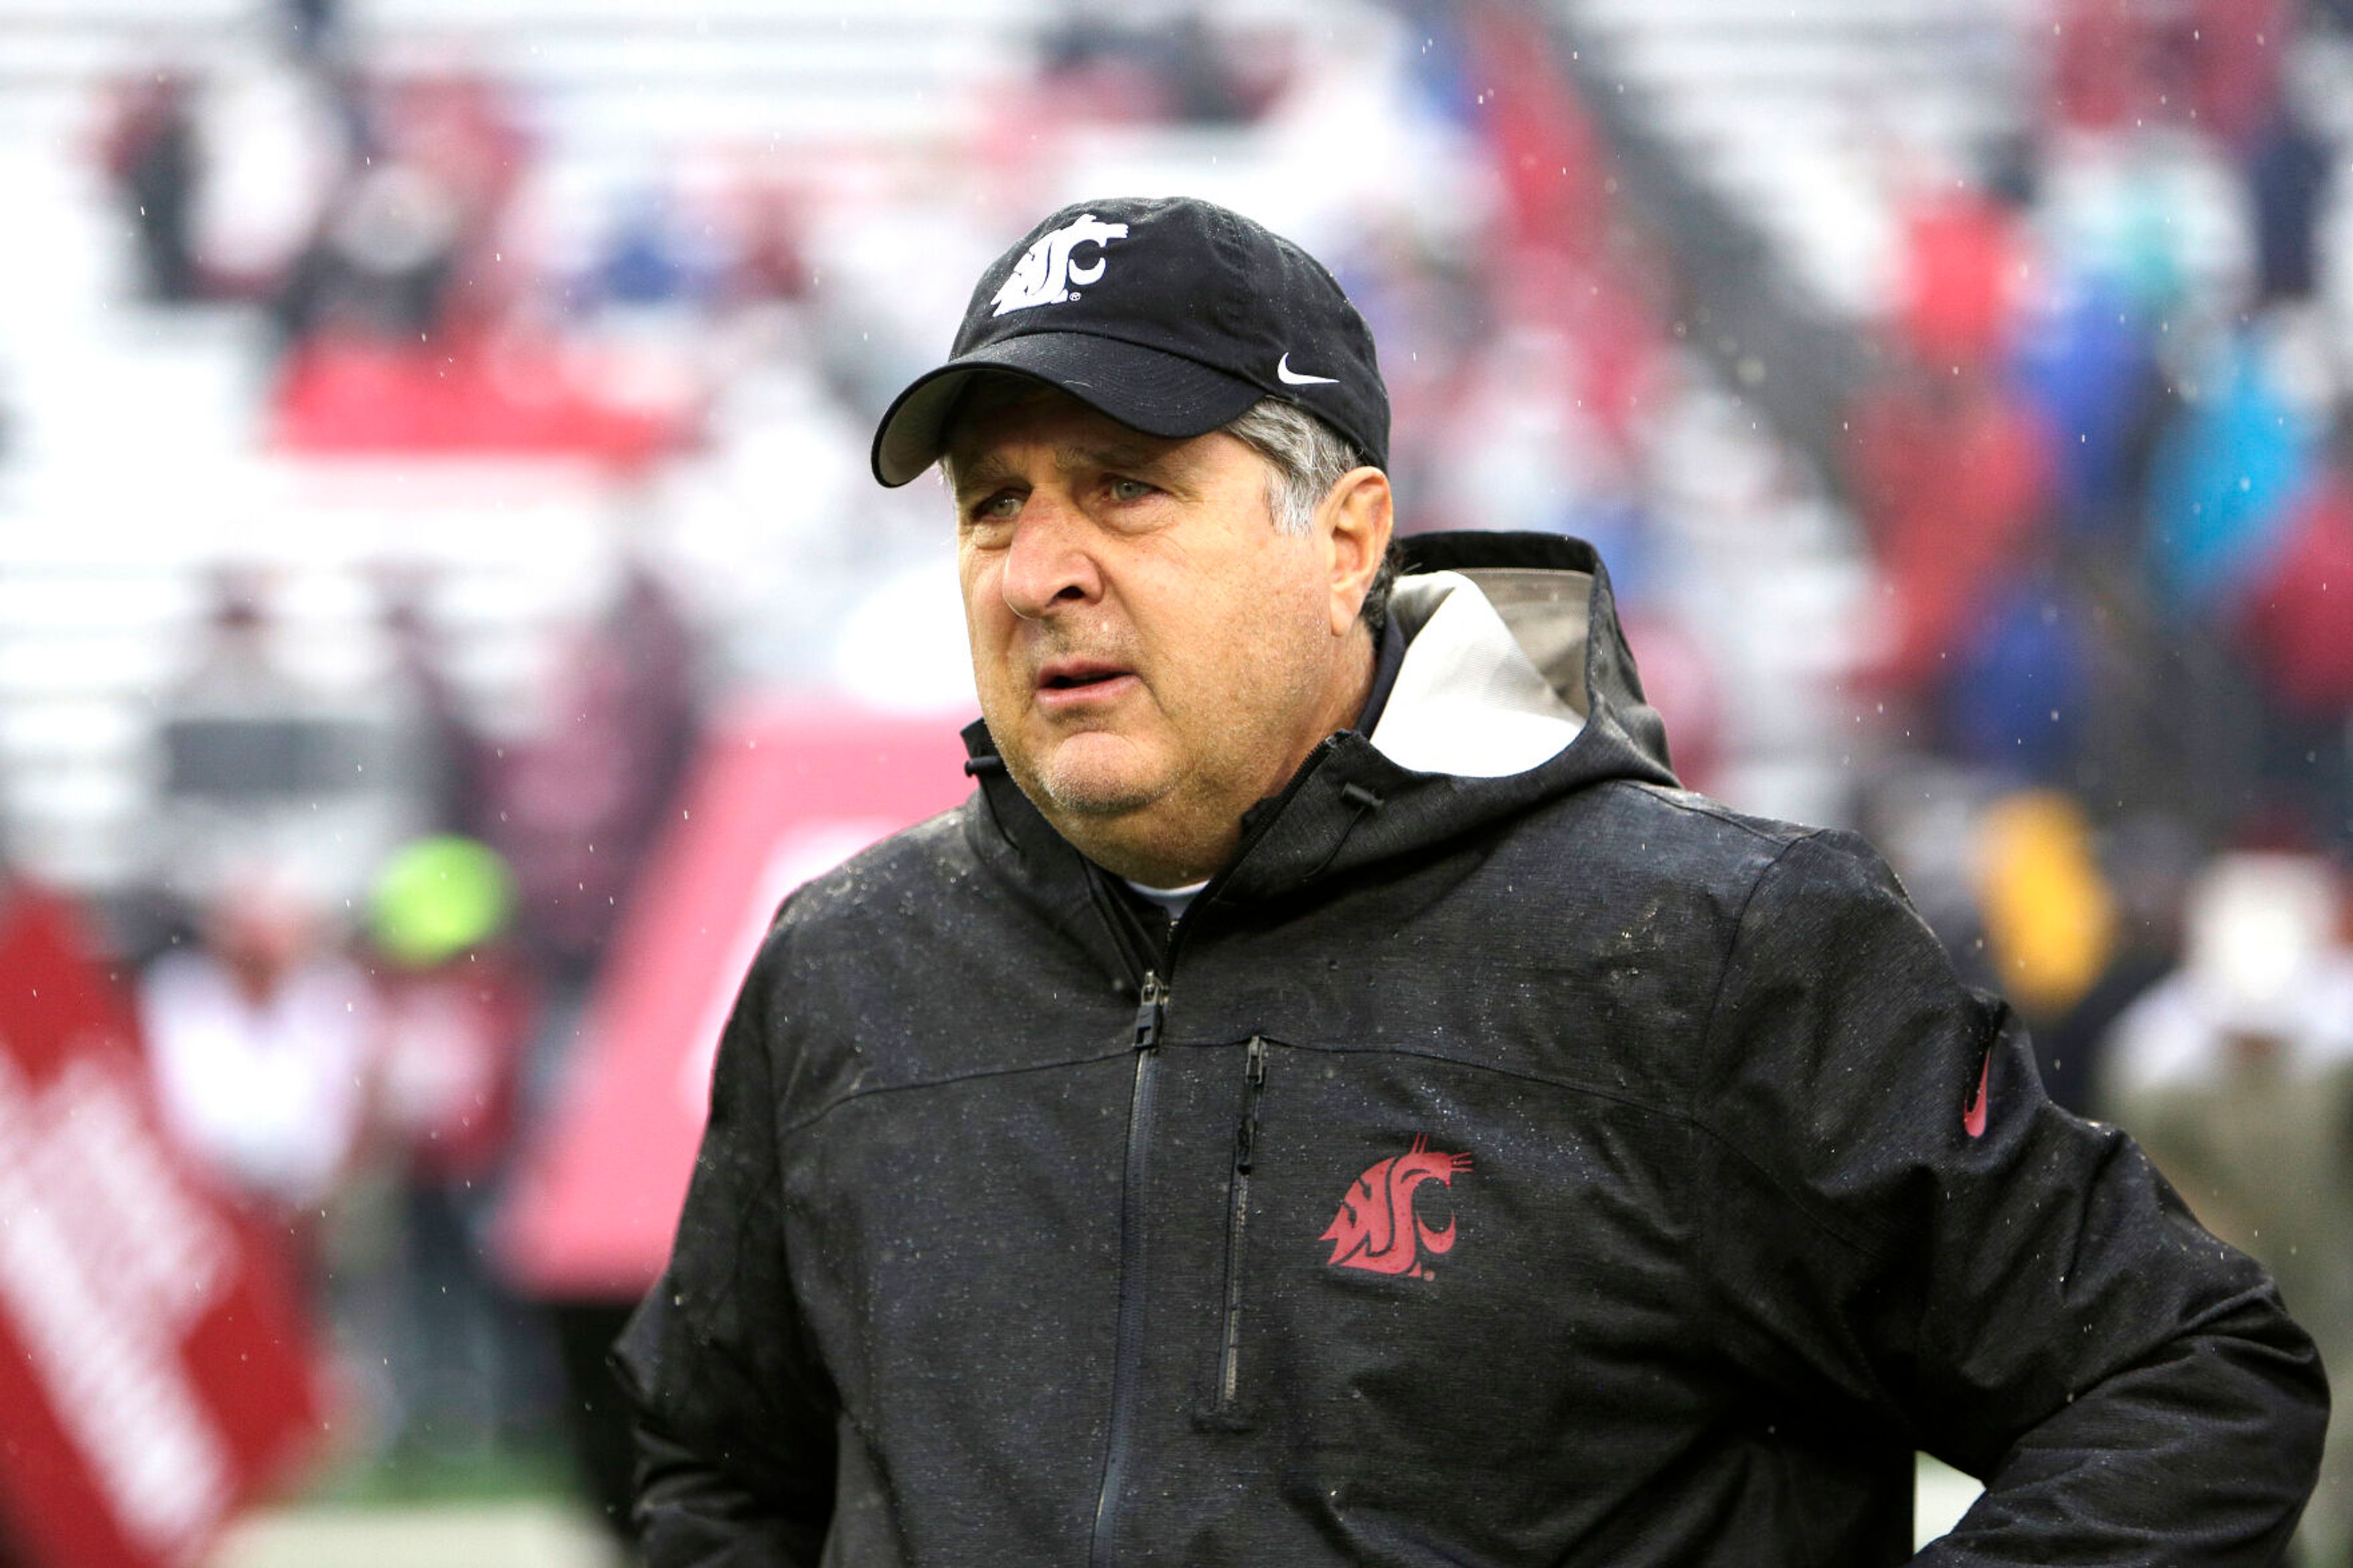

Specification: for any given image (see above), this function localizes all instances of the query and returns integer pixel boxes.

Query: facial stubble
[1021,586,1337,855]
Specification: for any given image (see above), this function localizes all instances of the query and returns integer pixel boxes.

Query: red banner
[0,887,324,1568]
[498,700,974,1300]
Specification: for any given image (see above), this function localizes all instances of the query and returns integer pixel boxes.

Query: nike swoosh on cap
[1276,353,1339,385]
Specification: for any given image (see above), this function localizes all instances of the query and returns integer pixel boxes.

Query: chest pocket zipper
[1214,1036,1269,1417]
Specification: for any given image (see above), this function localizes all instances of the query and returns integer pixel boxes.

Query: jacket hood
[960,531,1676,941]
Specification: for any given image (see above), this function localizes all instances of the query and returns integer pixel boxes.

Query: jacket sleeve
[1691,830,2326,1565]
[612,928,838,1567]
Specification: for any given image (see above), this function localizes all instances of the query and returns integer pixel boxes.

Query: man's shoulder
[770,802,982,937]
[1553,778,1858,893]
[1589,779,1820,846]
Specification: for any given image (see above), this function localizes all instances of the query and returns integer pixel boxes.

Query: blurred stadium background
[2,0,2351,1561]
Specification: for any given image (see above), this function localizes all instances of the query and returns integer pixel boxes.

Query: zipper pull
[1236,1036,1267,1172]
[1132,971,1168,1050]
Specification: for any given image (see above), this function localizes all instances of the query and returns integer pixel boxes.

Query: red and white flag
[0,886,325,1568]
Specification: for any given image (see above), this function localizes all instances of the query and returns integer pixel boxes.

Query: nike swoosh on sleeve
[1963,1051,1991,1138]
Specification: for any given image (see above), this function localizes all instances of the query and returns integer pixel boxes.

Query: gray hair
[1222,397,1398,632]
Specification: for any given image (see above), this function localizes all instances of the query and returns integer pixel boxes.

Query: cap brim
[870,332,1265,487]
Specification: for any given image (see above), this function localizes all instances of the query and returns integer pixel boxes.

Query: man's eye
[1107,477,1154,503]
[969,493,1021,524]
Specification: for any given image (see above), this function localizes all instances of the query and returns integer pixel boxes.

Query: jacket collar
[1368,569,1586,776]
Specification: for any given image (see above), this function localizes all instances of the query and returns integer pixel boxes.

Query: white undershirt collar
[1124,877,1208,919]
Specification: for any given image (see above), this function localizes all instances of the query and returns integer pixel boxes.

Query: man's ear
[1319,467,1394,636]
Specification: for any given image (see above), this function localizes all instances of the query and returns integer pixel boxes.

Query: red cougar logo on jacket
[1320,1134,1472,1278]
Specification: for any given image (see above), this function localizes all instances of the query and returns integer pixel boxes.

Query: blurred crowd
[1850,0,2353,843]
[105,551,700,1528]
[101,31,696,461]
[1845,4,2353,1553]
[15,0,2353,1556]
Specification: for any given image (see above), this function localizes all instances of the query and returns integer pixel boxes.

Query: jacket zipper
[1085,738,1340,1564]
[1089,968,1166,1568]
[1215,1035,1268,1412]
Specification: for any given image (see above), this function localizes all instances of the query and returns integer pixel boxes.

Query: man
[2102,852,2353,1564]
[617,196,2324,1565]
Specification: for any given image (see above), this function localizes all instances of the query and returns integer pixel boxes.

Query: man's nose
[998,493,1102,620]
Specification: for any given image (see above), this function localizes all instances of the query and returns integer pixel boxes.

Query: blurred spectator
[2050,0,2165,134]
[1898,183,2026,372]
[2135,313,2349,839]
[2013,269,2162,539]
[156,567,420,914]
[2101,852,2353,1563]
[484,560,702,992]
[2050,0,2289,146]
[280,0,341,61]
[2144,319,2320,619]
[2235,466,2353,723]
[1942,573,2091,781]
[2182,0,2290,152]
[2247,107,2332,305]
[276,159,464,344]
[188,48,350,301]
[381,73,532,333]
[589,187,718,311]
[376,566,491,843]
[1036,12,1262,126]
[726,182,814,307]
[138,868,374,1270]
[2229,453,2353,841]
[369,836,545,1454]
[1848,359,2050,699]
[261,70,699,460]
[1971,790,2116,1039]
[100,71,201,303]
[2034,812,2197,1116]
[275,70,527,349]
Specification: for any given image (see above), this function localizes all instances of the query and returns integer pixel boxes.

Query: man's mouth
[1036,661,1136,701]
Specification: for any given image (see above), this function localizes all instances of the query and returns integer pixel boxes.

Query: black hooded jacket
[616,532,2325,1566]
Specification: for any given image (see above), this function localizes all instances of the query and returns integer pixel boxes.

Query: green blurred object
[372,835,516,968]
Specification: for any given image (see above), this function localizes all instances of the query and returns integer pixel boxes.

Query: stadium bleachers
[0,0,1046,898]
[1567,0,2033,319]
[0,0,1885,903]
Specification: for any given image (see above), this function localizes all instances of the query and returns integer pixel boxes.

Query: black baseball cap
[870,195,1389,487]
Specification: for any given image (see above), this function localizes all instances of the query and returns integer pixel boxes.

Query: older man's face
[947,386,1369,887]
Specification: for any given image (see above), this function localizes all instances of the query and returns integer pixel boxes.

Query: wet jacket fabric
[615,532,2325,1566]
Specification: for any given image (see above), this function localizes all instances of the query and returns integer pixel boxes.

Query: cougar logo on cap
[990,213,1131,316]
[1320,1134,1472,1279]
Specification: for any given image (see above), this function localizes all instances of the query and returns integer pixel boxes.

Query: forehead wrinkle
[950,447,1019,496]
[1056,437,1170,475]
[952,431,1186,497]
